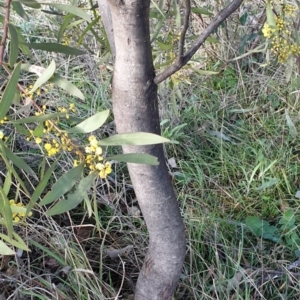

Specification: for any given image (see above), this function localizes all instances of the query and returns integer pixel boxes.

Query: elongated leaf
[47,173,96,216]
[77,16,100,46]
[12,232,30,251]
[21,64,85,100]
[49,4,91,22]
[66,110,109,134]
[0,187,13,239]
[0,233,29,251]
[9,112,64,124]
[98,132,171,146]
[157,41,173,50]
[58,13,75,42]
[0,240,15,255]
[21,43,86,55]
[3,171,12,196]
[26,160,58,216]
[285,109,297,137]
[30,240,65,265]
[16,30,31,56]
[0,152,29,195]
[16,0,41,9]
[256,178,279,191]
[11,1,28,21]
[33,122,44,137]
[192,69,219,75]
[8,24,19,67]
[0,62,21,120]
[108,153,159,165]
[40,163,84,205]
[191,7,213,16]
[49,74,85,100]
[0,140,38,180]
[31,60,56,93]
[266,1,277,28]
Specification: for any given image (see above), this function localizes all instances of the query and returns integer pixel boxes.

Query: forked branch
[178,0,191,58]
[154,0,244,84]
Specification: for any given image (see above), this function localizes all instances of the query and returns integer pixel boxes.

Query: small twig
[154,0,244,84]
[0,0,12,65]
[178,0,191,58]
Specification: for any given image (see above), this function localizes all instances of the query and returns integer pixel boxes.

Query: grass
[2,1,300,299]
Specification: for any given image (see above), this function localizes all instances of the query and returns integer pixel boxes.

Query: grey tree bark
[98,0,244,299]
[99,1,185,299]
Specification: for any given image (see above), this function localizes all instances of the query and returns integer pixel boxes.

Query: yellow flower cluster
[9,200,32,223]
[58,103,76,119]
[0,117,8,140]
[27,103,76,156]
[21,84,47,99]
[74,135,112,179]
[262,2,299,63]
[61,32,70,46]
[0,117,7,125]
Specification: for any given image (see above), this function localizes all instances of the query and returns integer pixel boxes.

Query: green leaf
[279,209,295,230]
[9,112,65,124]
[98,132,171,146]
[77,16,100,46]
[0,187,13,239]
[0,233,29,251]
[3,171,12,196]
[21,43,86,55]
[21,64,85,100]
[40,163,84,206]
[49,74,85,100]
[256,178,279,191]
[157,41,173,50]
[108,153,159,165]
[58,13,75,42]
[12,122,30,136]
[0,140,38,180]
[206,37,219,44]
[26,160,58,216]
[31,60,56,93]
[0,152,29,195]
[285,109,297,137]
[33,122,44,137]
[30,240,65,265]
[0,240,15,255]
[192,69,219,75]
[47,173,96,216]
[239,12,248,26]
[266,1,277,28]
[8,24,19,67]
[49,4,91,22]
[16,0,41,9]
[191,7,213,16]
[11,232,30,251]
[66,110,109,134]
[16,29,31,56]
[11,1,29,21]
[0,62,21,120]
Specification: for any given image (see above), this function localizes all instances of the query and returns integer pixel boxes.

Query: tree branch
[0,0,12,65]
[178,0,191,58]
[97,0,116,61]
[154,0,244,84]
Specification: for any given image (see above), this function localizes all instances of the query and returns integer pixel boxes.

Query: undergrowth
[2,1,300,300]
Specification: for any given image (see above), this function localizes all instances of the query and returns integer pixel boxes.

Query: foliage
[246,209,300,256]
[0,1,169,256]
[1,0,300,299]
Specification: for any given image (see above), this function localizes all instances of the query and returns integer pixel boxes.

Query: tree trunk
[106,1,186,299]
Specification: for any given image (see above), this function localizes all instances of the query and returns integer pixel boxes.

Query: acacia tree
[98,0,243,299]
